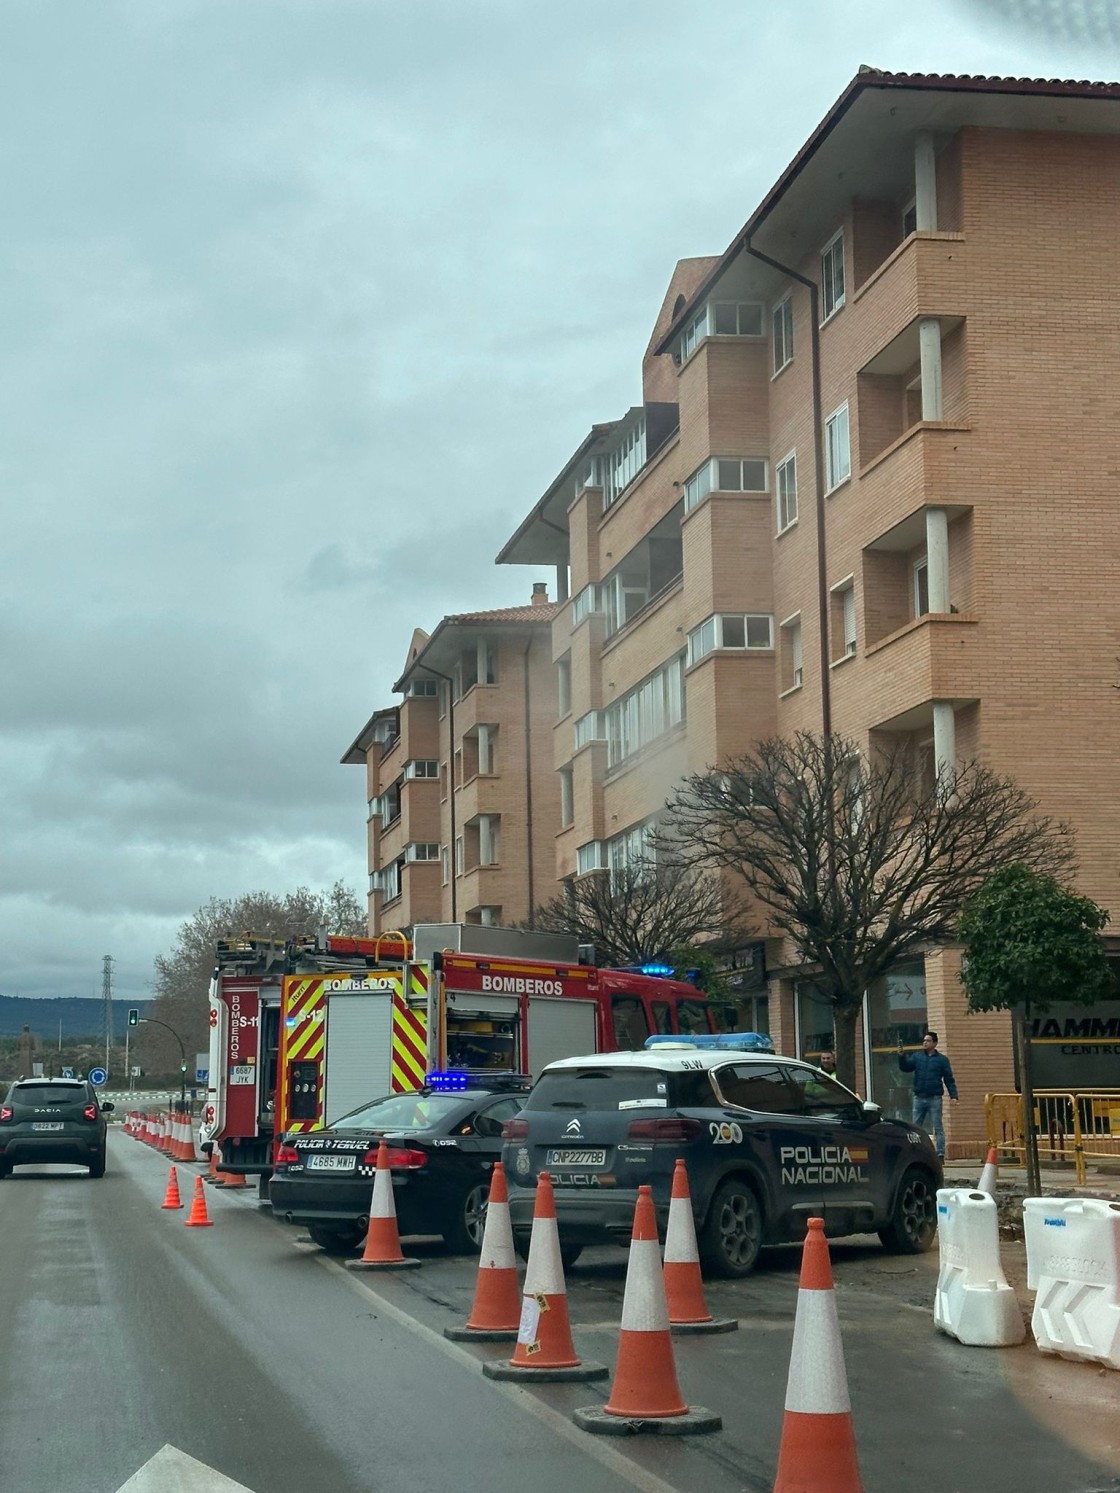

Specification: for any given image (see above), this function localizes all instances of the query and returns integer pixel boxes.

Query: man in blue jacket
[897,1030,958,1159]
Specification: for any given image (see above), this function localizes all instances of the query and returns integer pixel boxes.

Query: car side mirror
[861,1101,881,1120]
[101,1102,115,1113]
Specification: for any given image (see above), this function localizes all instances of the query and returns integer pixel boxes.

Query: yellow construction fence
[986,1090,1120,1186]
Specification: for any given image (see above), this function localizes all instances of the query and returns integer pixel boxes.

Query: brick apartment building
[343,587,560,933]
[497,69,1120,1155]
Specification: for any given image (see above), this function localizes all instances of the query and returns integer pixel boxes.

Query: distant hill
[0,995,150,1040]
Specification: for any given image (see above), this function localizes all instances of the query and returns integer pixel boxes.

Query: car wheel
[307,1222,365,1255]
[88,1155,106,1179]
[0,1163,10,1181]
[878,1168,937,1254]
[699,1179,763,1279]
[444,1180,490,1254]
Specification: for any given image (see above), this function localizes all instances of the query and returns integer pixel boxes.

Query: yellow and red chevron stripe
[391,992,428,1092]
[277,975,329,1132]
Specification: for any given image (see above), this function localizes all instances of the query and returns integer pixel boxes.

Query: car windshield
[329,1092,465,1131]
[525,1067,671,1111]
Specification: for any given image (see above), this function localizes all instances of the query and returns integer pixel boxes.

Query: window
[607,818,659,878]
[687,613,773,666]
[604,655,686,768]
[373,780,402,824]
[683,457,768,513]
[604,418,646,508]
[477,906,501,927]
[405,842,440,862]
[572,584,602,624]
[577,840,607,875]
[825,404,850,491]
[454,836,464,877]
[407,678,438,697]
[678,301,765,361]
[830,579,857,659]
[559,766,574,828]
[772,295,794,374]
[821,232,846,320]
[404,759,439,779]
[902,199,917,238]
[780,615,803,692]
[600,502,684,637]
[612,997,652,1051]
[441,845,450,885]
[782,1065,859,1115]
[557,655,571,718]
[574,710,605,749]
[776,453,797,532]
[714,1063,801,1114]
[914,557,929,618]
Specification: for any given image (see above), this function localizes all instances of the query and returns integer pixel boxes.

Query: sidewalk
[944,1157,1120,1237]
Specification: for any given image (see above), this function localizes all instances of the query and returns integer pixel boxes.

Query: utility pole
[102,954,114,1077]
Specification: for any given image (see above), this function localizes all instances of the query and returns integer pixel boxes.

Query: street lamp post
[137,1017,188,1111]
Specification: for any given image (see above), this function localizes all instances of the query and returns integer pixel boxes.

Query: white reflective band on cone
[784,1291,852,1414]
[522,1214,566,1296]
[370,1168,395,1219]
[664,1195,700,1264]
[479,1202,516,1272]
[619,1237,671,1333]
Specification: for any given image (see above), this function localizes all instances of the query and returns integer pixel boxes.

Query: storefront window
[867,961,927,1120]
[795,980,837,1064]
[710,995,769,1036]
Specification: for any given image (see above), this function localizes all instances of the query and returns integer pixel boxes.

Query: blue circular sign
[89,1068,108,1086]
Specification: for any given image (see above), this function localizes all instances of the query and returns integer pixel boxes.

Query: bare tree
[140,882,364,1077]
[663,732,1073,1087]
[531,861,747,971]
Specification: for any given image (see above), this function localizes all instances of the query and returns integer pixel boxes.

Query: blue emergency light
[426,1070,470,1091]
[644,1031,774,1053]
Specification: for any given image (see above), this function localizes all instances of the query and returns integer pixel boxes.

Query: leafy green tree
[664,731,1073,1089]
[140,882,365,1078]
[959,863,1113,1194]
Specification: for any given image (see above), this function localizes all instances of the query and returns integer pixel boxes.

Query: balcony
[863,614,981,728]
[452,683,500,737]
[855,424,972,545]
[848,232,967,369]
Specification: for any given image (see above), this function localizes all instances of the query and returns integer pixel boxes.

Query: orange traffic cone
[663,1159,738,1335]
[773,1217,863,1493]
[446,1163,521,1341]
[213,1161,247,1189]
[574,1185,720,1435]
[346,1141,420,1271]
[203,1147,221,1183]
[484,1171,606,1383]
[183,1176,214,1228]
[977,1145,999,1198]
[161,1165,183,1210]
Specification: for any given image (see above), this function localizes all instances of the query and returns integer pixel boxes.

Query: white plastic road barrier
[1024,1197,1120,1369]
[933,1189,1025,1347]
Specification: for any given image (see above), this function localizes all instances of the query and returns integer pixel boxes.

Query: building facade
[498,70,1120,1155]
[344,586,561,934]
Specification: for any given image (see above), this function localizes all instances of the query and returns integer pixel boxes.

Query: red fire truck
[205,924,721,1178]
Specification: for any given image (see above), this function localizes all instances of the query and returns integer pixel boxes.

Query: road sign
[89,1067,108,1086]
[131,1066,142,1078]
[195,1069,208,1084]
[62,1067,74,1079]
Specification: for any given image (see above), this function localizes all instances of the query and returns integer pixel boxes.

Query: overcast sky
[1,0,1115,1004]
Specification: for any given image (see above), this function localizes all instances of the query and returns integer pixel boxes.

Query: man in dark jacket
[897,1030,958,1159]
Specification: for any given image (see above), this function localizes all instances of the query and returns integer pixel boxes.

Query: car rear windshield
[330,1092,465,1131]
[525,1067,681,1112]
[9,1083,87,1108]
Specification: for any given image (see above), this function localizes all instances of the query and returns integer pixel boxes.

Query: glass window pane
[746,615,772,648]
[712,302,738,334]
[741,459,767,492]
[721,615,746,648]
[738,303,763,336]
[716,1064,800,1113]
[716,459,741,491]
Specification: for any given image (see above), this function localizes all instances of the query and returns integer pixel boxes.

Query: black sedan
[269,1076,529,1255]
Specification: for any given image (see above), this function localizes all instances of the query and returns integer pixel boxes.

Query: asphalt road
[0,1133,1117,1493]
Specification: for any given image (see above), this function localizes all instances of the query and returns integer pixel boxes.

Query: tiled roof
[442,603,560,625]
[854,67,1120,93]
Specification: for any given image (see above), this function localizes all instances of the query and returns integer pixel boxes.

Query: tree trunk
[832,1004,860,1093]
[1016,1001,1042,1197]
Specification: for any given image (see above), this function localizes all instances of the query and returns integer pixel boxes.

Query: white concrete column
[933,700,957,788]
[556,562,570,603]
[919,318,943,421]
[925,507,950,613]
[915,132,938,231]
[477,724,492,775]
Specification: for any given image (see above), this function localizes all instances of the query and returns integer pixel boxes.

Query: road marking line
[116,1443,256,1492]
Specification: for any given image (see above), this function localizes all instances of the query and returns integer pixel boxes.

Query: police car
[501,1036,941,1277]
[270,1073,530,1255]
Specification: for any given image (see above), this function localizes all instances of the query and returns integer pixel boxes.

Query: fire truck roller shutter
[523,996,598,1077]
[323,994,395,1125]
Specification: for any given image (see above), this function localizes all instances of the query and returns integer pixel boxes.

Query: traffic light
[127,1008,139,1027]
[180,1062,188,1075]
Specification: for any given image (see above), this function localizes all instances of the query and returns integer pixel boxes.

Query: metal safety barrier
[985,1091,1120,1186]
